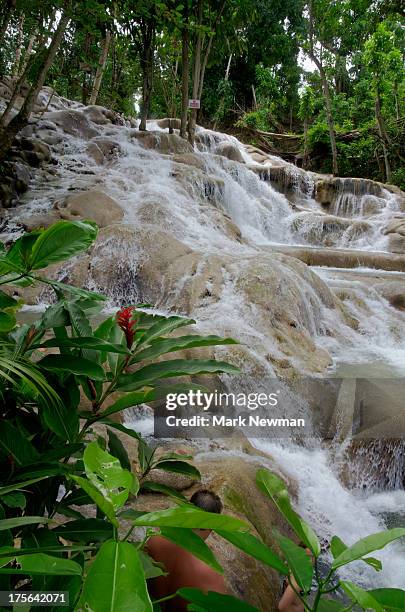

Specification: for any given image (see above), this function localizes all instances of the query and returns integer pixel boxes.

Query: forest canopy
[0,0,404,186]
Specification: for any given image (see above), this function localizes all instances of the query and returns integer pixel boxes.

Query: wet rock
[315,176,384,208]
[13,162,31,193]
[86,137,121,164]
[388,232,405,254]
[290,212,371,247]
[383,217,405,237]
[83,105,125,126]
[214,142,245,163]
[54,189,124,227]
[131,130,193,154]
[44,109,99,139]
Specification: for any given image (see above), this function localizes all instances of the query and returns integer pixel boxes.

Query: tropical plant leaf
[159,527,223,573]
[368,588,405,612]
[2,491,26,509]
[140,482,188,503]
[256,469,320,556]
[116,359,240,392]
[331,529,405,569]
[340,581,383,611]
[35,336,130,354]
[83,442,137,509]
[276,534,313,593]
[0,311,16,332]
[0,516,55,531]
[136,315,196,347]
[330,535,382,571]
[0,476,51,496]
[152,460,200,480]
[52,519,113,543]
[38,354,105,380]
[70,475,118,527]
[28,220,98,270]
[132,335,238,363]
[139,550,166,579]
[216,530,288,575]
[0,421,39,466]
[18,553,82,576]
[78,540,153,611]
[133,506,248,531]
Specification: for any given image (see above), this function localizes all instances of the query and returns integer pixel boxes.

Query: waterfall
[3,89,405,590]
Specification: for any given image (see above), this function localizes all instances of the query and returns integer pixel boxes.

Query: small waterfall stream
[3,90,405,590]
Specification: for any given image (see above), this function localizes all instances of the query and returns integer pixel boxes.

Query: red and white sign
[188,99,201,109]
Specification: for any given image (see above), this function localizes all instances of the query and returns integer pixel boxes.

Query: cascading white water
[3,90,405,590]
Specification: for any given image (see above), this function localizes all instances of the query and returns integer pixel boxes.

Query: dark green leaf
[140,482,187,503]
[78,540,153,611]
[0,311,16,332]
[35,337,130,354]
[136,316,196,347]
[133,335,238,363]
[19,553,82,576]
[0,290,18,309]
[152,460,200,480]
[0,516,54,531]
[139,550,166,579]
[216,530,288,575]
[340,581,383,611]
[38,354,105,380]
[330,535,382,572]
[159,527,223,573]
[117,359,240,392]
[108,429,131,471]
[0,421,39,467]
[2,492,26,509]
[0,476,51,496]
[53,519,113,543]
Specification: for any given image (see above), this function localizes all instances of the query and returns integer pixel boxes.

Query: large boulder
[290,212,372,247]
[86,137,122,165]
[54,189,123,227]
[131,130,193,155]
[44,109,99,139]
[214,142,245,164]
[82,105,125,126]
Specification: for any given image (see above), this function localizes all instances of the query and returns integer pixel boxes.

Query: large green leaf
[139,550,166,579]
[38,354,105,380]
[256,469,320,556]
[35,337,130,354]
[133,506,248,531]
[368,588,405,611]
[0,421,39,466]
[28,220,98,270]
[133,335,238,363]
[0,311,16,332]
[101,389,154,418]
[140,482,187,503]
[83,442,137,510]
[216,530,288,575]
[159,527,223,574]
[0,232,39,274]
[117,359,240,392]
[19,553,82,576]
[53,519,113,543]
[0,476,51,496]
[330,535,382,572]
[40,389,80,442]
[70,475,118,527]
[178,588,259,611]
[78,540,153,611]
[276,534,313,593]
[0,290,18,309]
[317,601,345,611]
[0,516,54,531]
[136,315,196,347]
[152,460,201,480]
[340,581,383,611]
[331,529,405,569]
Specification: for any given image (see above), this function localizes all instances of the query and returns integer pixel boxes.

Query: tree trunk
[13,14,25,77]
[303,117,309,169]
[319,64,338,175]
[375,91,391,182]
[213,52,232,130]
[180,6,189,139]
[0,10,70,162]
[188,0,203,145]
[0,0,16,47]
[139,42,154,131]
[89,30,111,105]
[0,55,34,127]
[18,30,37,77]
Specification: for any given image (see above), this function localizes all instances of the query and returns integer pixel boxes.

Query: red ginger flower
[116,306,137,348]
